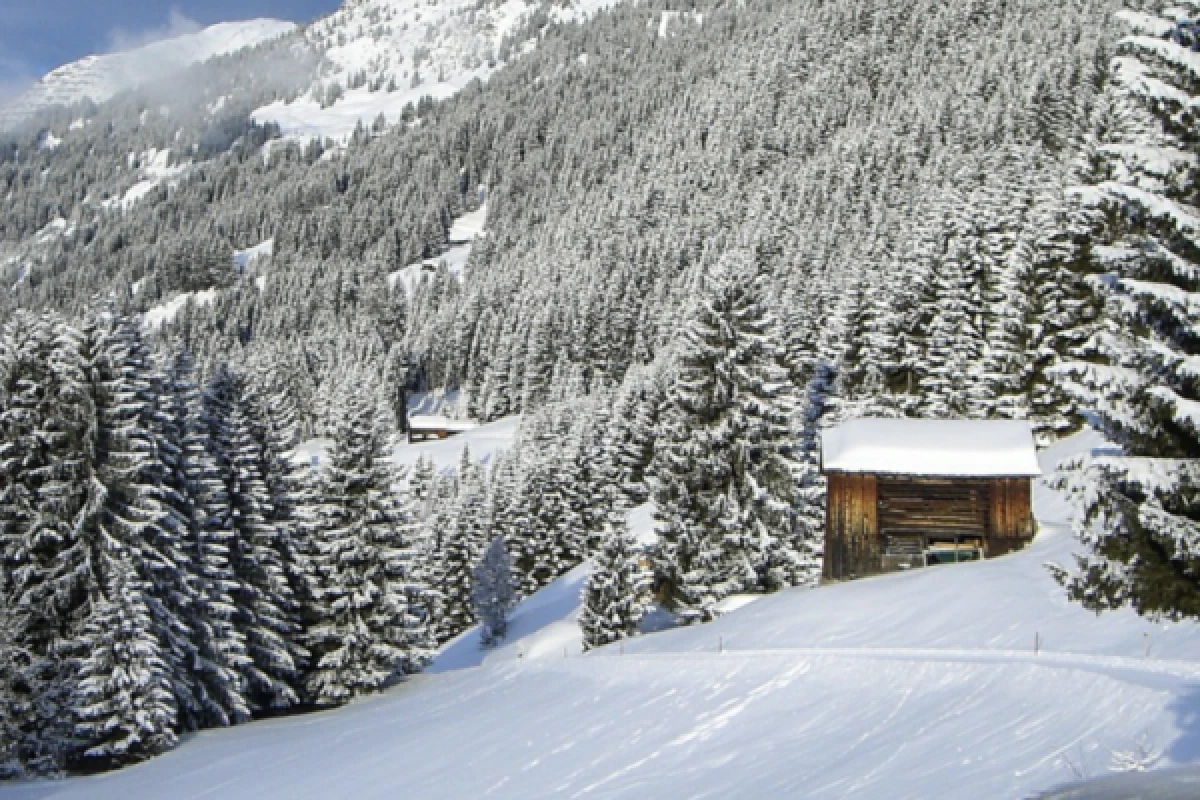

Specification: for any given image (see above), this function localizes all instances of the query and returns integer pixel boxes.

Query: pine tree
[203,365,304,711]
[471,536,515,647]
[162,352,251,727]
[650,254,807,623]
[305,390,433,706]
[579,499,649,651]
[0,312,98,770]
[69,560,178,767]
[1054,11,1200,619]
[436,448,487,641]
[81,312,199,739]
[609,366,664,507]
[0,587,54,778]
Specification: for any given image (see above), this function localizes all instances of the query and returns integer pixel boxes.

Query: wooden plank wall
[877,478,987,537]
[826,475,1036,579]
[987,477,1034,556]
[824,473,878,580]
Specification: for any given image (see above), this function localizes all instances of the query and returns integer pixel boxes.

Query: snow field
[253,0,625,143]
[391,415,520,474]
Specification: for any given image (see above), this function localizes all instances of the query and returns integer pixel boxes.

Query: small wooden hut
[820,418,1041,582]
[406,414,478,443]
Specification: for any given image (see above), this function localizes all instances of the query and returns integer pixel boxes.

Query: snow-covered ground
[8,430,1200,799]
[98,149,192,213]
[142,288,219,329]
[233,238,274,273]
[431,564,591,672]
[389,203,488,293]
[252,72,491,143]
[253,0,622,142]
[391,415,520,473]
[292,390,505,474]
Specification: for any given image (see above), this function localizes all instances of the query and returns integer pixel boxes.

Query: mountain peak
[1,18,298,130]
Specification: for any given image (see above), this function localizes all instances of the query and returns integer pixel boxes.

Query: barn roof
[820,418,1041,477]
[407,415,478,432]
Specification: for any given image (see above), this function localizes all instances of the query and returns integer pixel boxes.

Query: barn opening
[820,419,1041,582]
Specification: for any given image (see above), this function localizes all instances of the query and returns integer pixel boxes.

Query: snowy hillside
[0,20,297,130]
[10,430,1200,800]
[253,0,623,141]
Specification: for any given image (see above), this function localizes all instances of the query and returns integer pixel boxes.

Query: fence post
[718,635,723,654]
[1034,632,1039,656]
[1144,632,1151,658]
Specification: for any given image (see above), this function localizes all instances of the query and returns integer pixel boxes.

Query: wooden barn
[406,414,478,443]
[820,418,1041,582]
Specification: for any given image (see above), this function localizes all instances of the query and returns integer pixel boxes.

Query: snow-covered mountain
[252,0,622,140]
[0,19,297,130]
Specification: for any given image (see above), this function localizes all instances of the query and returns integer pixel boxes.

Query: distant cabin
[819,418,1041,582]
[406,414,477,443]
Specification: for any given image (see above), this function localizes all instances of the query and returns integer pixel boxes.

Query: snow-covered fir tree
[471,536,516,647]
[579,496,650,651]
[161,352,252,727]
[435,447,488,641]
[305,387,433,706]
[650,253,809,623]
[203,364,306,711]
[70,312,190,765]
[1054,6,1200,619]
[0,311,89,774]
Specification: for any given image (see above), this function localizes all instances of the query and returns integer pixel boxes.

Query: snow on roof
[820,418,1041,477]
[407,415,478,432]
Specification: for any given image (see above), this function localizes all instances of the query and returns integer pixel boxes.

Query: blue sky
[0,1,343,105]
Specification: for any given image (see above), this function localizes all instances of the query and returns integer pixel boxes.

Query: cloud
[105,8,202,55]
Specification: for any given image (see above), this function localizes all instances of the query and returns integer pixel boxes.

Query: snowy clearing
[233,238,274,273]
[100,149,191,212]
[391,415,520,474]
[252,75,485,143]
[9,431,1200,799]
[142,289,219,329]
[388,204,487,293]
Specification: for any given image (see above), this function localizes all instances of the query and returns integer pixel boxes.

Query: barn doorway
[877,477,989,569]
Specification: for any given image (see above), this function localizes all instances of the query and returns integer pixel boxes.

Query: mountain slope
[252,0,622,140]
[0,19,297,130]
[8,432,1200,799]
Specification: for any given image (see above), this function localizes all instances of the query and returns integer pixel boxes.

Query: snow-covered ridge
[0,19,296,130]
[254,0,622,142]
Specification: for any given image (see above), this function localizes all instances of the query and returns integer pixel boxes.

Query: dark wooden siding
[824,474,1035,581]
[987,477,1034,556]
[823,473,878,581]
[877,478,987,538]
